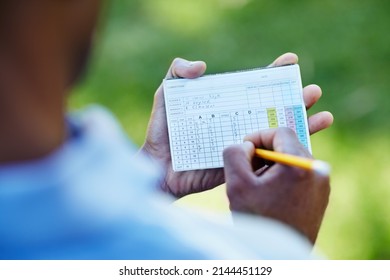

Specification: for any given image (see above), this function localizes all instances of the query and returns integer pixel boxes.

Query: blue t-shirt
[0,106,315,259]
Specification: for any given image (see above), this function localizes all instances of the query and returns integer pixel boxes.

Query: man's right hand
[223,128,330,244]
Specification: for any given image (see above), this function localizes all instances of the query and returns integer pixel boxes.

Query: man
[0,0,333,259]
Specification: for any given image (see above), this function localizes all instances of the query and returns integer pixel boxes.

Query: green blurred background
[69,0,390,259]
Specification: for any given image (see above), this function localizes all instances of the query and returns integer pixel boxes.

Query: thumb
[152,58,207,118]
[166,57,207,79]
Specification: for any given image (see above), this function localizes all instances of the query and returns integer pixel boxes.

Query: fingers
[302,84,334,134]
[269,54,333,135]
[308,111,334,135]
[166,57,207,79]
[243,129,278,150]
[244,128,311,158]
[223,141,257,188]
[272,128,312,157]
[303,84,322,110]
[268,52,298,67]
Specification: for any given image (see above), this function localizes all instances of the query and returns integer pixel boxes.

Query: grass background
[69,0,390,259]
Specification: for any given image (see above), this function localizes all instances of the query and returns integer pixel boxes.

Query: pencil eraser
[312,160,331,176]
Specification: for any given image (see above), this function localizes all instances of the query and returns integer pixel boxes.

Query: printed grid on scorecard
[163,64,311,171]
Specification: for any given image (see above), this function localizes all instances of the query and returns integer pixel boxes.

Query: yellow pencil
[254,148,331,175]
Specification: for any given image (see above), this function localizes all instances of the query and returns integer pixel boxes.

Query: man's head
[0,0,103,163]
[0,0,101,88]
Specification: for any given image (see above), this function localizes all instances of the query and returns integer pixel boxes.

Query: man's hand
[140,53,333,198]
[223,128,330,244]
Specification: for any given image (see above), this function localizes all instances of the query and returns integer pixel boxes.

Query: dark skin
[0,0,100,162]
[223,128,330,244]
[0,0,332,244]
[142,55,333,198]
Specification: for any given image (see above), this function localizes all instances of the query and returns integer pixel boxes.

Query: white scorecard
[163,64,311,171]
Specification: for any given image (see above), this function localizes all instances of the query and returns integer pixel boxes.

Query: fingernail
[188,61,203,67]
